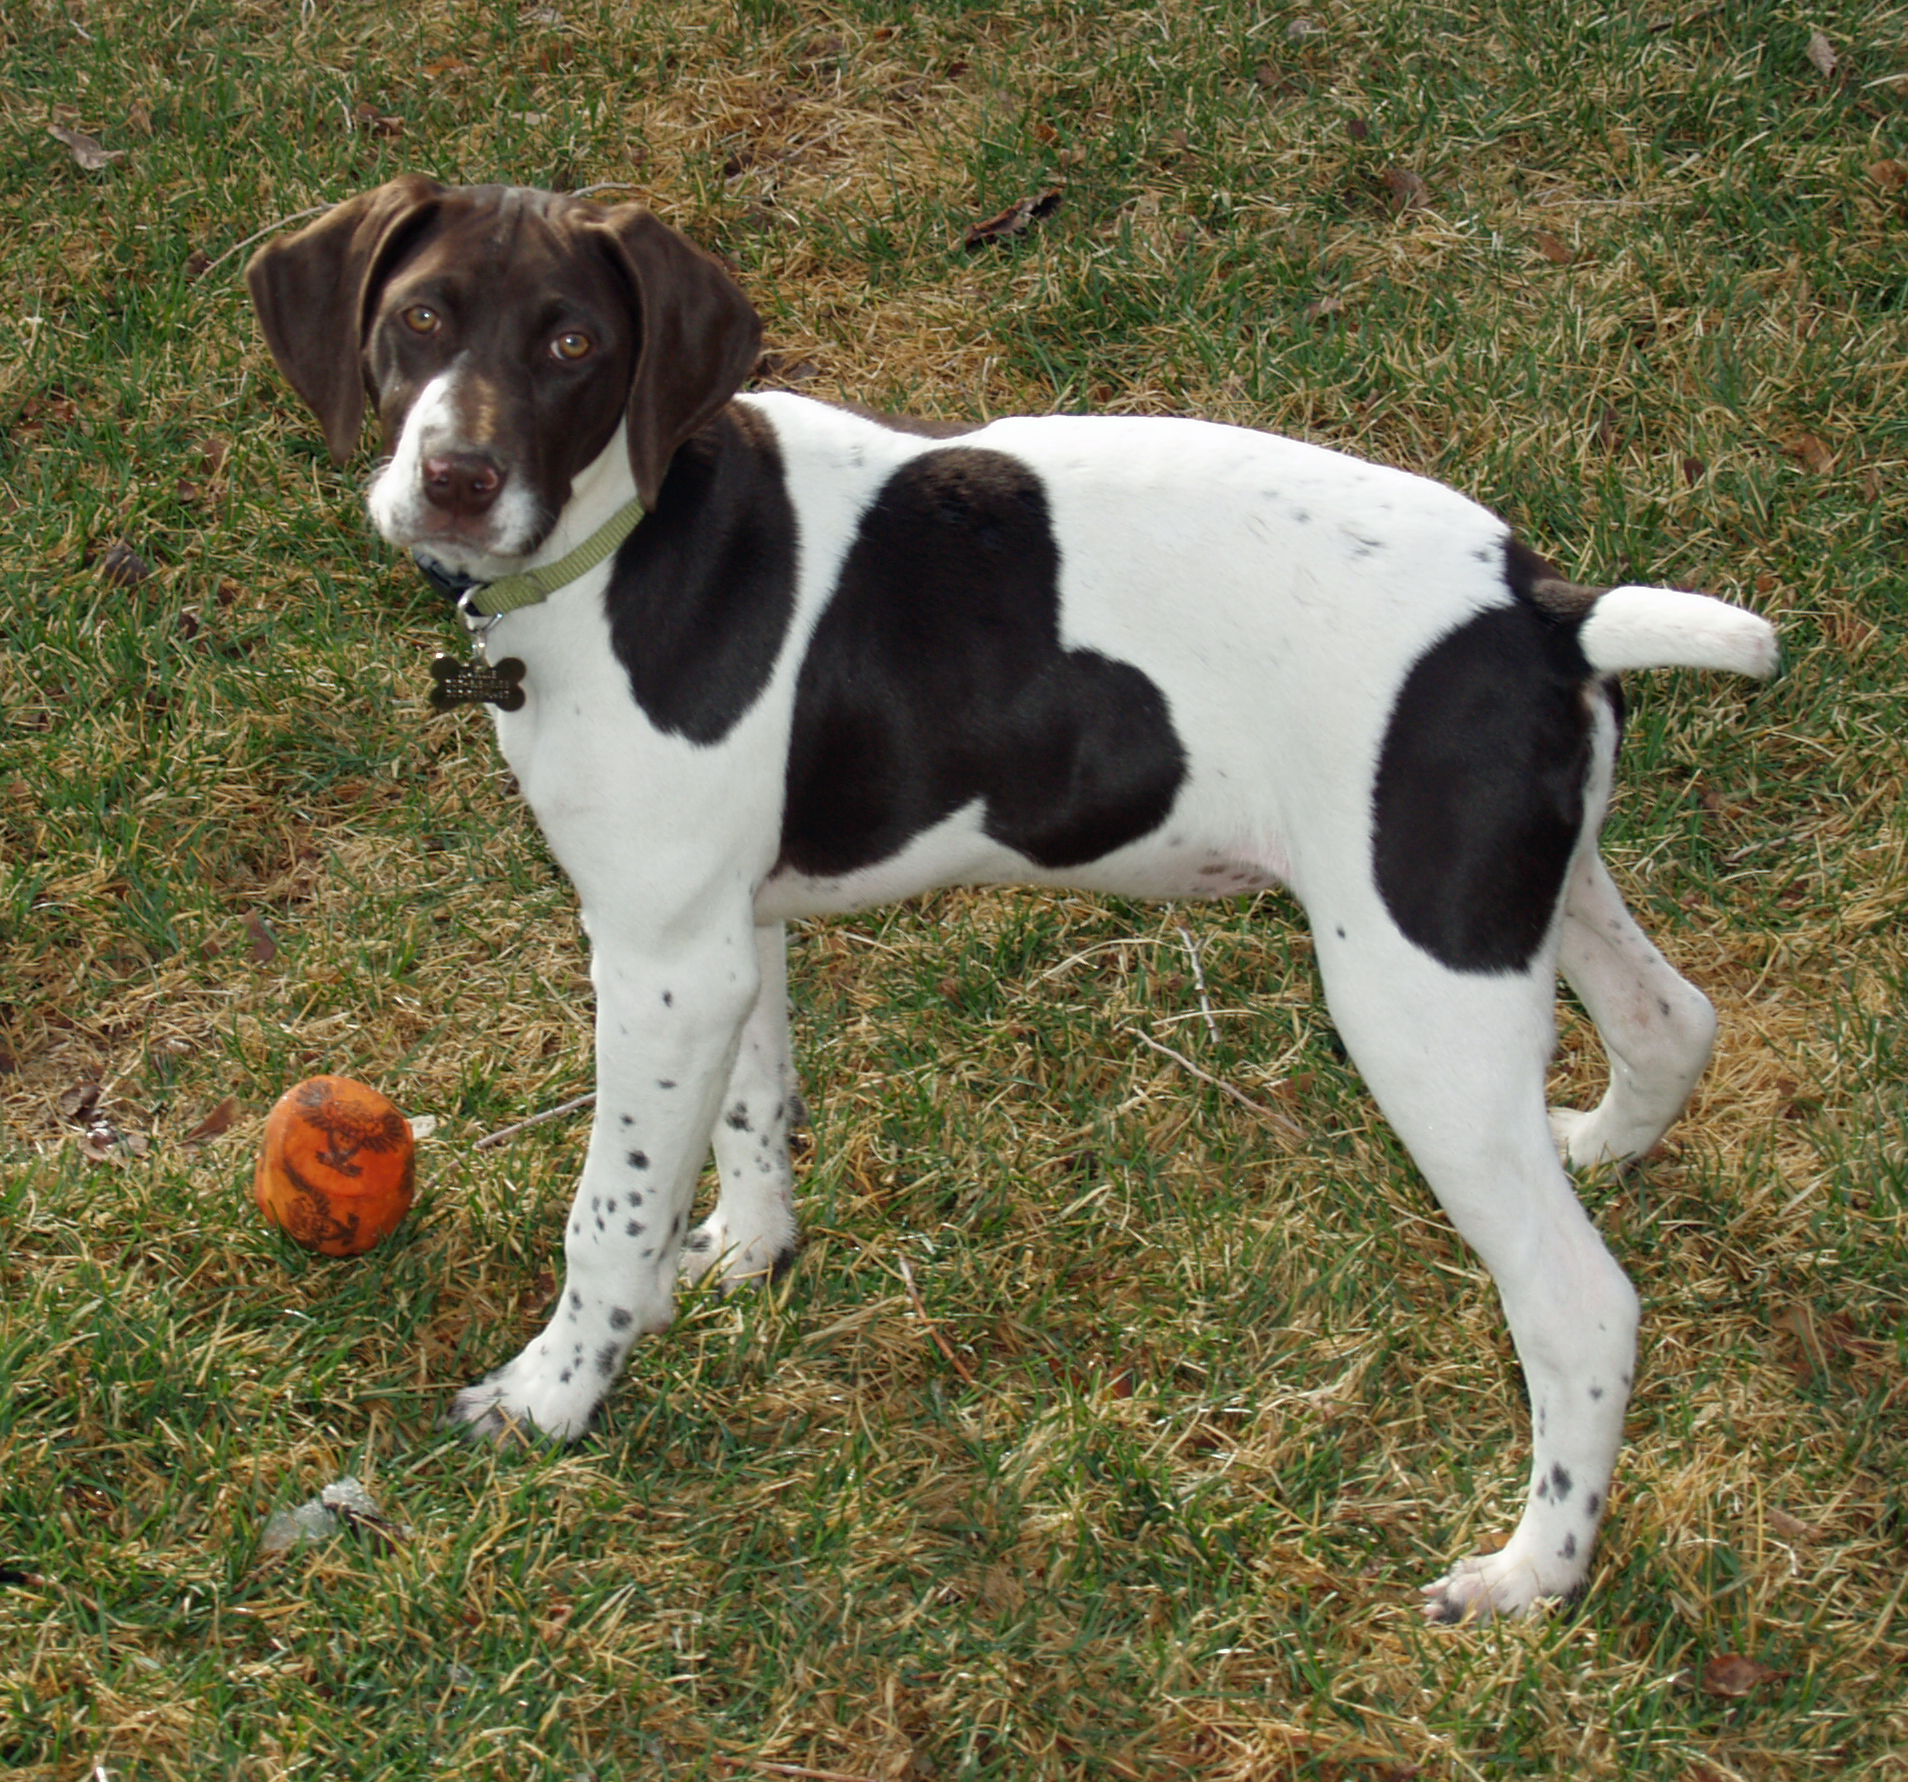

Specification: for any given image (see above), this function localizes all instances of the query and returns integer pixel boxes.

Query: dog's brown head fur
[245,179,762,516]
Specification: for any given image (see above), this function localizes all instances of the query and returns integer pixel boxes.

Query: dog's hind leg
[1548,854,1717,1170]
[1312,928,1639,1620]
[681,922,802,1288]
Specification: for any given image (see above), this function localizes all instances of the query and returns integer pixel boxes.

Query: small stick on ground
[1174,921,1221,1041]
[897,1255,978,1386]
[1128,1027,1307,1144]
[475,1092,597,1151]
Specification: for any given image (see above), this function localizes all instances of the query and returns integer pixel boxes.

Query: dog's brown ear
[245,176,445,462]
[593,208,762,509]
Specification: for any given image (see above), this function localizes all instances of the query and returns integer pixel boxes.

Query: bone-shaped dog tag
[429,652,527,712]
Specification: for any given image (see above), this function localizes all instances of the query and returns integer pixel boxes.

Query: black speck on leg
[1549,1463,1573,1501]
[595,1343,620,1378]
[1558,1533,1577,1561]
[627,1150,649,1169]
[609,1308,633,1331]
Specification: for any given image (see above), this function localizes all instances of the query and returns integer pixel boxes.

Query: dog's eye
[401,304,442,336]
[551,331,593,362]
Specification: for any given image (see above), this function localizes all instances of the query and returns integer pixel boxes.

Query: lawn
[2,0,1905,1776]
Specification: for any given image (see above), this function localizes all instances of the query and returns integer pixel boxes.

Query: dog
[246,178,1780,1621]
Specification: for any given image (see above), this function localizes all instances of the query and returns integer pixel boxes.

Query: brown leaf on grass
[80,1121,148,1165]
[57,1082,103,1124]
[184,1097,239,1144]
[1253,62,1305,101]
[1700,1653,1784,1697]
[244,911,279,965]
[1806,30,1838,81]
[90,539,153,586]
[1534,229,1575,265]
[48,125,128,171]
[1682,455,1708,485]
[963,188,1062,250]
[1785,432,1835,475]
[1593,406,1622,451]
[1767,1506,1824,1542]
[1380,166,1430,212]
[1304,293,1348,324]
[1868,159,1908,190]
[753,350,821,388]
[1773,1302,1882,1381]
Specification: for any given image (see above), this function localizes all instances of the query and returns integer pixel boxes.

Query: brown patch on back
[1503,534,1605,623]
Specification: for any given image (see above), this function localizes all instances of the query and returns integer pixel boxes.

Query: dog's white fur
[248,184,1779,1622]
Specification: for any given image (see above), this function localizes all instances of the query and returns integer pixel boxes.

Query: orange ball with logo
[253,1075,416,1256]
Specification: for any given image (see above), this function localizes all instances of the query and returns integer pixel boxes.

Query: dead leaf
[1534,229,1575,265]
[1594,406,1621,451]
[1701,1653,1784,1698]
[80,1122,148,1165]
[1784,432,1835,475]
[1682,455,1707,486]
[48,125,128,171]
[1806,30,1838,82]
[244,911,279,965]
[1304,293,1348,323]
[184,1097,239,1144]
[1868,159,1908,190]
[1380,166,1430,212]
[1767,1506,1823,1542]
[1773,1302,1880,1382]
[89,539,153,586]
[57,1082,103,1124]
[1774,1302,1831,1372]
[753,350,820,387]
[963,188,1063,250]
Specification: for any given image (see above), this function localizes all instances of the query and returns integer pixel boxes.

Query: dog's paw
[1547,1105,1623,1171]
[1421,1542,1586,1624]
[679,1208,797,1291]
[442,1350,599,1445]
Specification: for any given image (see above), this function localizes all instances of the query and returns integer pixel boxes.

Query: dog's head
[245,179,762,562]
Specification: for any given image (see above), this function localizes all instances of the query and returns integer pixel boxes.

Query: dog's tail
[1575,585,1782,680]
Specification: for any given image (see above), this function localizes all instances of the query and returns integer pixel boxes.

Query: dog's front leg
[681,922,802,1289]
[447,916,760,1442]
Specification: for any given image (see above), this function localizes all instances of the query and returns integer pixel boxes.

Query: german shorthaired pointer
[247,178,1780,1621]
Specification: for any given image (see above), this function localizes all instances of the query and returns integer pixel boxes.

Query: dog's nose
[422,451,507,516]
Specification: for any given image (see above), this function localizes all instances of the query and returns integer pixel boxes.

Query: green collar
[414,496,646,616]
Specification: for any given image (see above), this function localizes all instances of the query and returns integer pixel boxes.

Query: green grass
[4,0,1907,1776]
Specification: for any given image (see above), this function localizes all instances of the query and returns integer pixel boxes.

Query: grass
[3,0,1906,1775]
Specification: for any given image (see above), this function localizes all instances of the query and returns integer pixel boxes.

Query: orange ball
[253,1075,416,1257]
